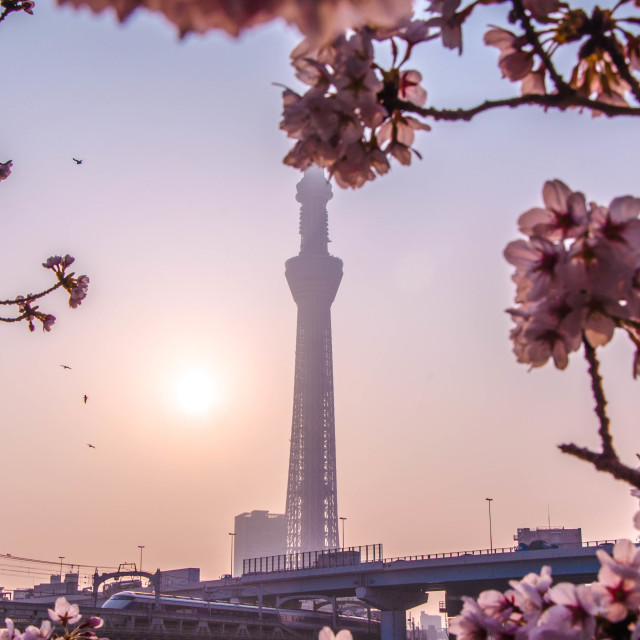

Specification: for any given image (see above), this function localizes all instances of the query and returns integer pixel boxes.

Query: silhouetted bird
[73,158,83,164]
[87,444,96,449]
[60,364,72,370]
[83,395,88,404]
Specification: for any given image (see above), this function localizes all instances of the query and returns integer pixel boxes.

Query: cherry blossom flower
[596,539,640,581]
[448,595,509,639]
[628,36,640,72]
[0,604,106,640]
[318,627,352,640]
[591,564,640,623]
[517,180,588,242]
[521,67,546,95]
[0,160,12,182]
[507,180,640,372]
[588,197,640,254]
[42,314,56,332]
[391,19,432,45]
[484,27,538,86]
[49,597,81,626]
[0,619,22,640]
[378,114,430,149]
[398,70,427,107]
[56,0,412,41]
[504,235,567,303]
[570,51,631,111]
[426,0,464,53]
[68,275,90,308]
[22,621,52,640]
[531,583,599,639]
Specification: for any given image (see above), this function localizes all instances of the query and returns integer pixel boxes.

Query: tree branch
[510,0,572,94]
[558,337,640,489]
[558,442,640,488]
[0,281,63,306]
[392,93,640,122]
[583,337,614,457]
[0,314,29,323]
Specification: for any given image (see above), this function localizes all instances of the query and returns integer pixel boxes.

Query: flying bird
[83,394,88,404]
[87,444,96,449]
[60,364,72,370]
[73,158,83,165]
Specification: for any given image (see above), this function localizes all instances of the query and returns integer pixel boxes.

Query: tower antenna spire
[296,166,333,256]
[285,167,342,553]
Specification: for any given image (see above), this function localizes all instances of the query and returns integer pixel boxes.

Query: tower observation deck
[285,168,342,554]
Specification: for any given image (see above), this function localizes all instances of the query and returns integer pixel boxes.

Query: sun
[173,369,219,416]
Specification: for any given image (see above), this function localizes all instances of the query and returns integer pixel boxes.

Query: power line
[0,553,117,571]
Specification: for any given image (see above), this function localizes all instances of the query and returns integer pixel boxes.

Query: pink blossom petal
[542,179,572,213]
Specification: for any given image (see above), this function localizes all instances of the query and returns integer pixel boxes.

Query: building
[12,573,92,604]
[234,510,286,576]
[419,613,448,640]
[159,568,200,590]
[515,527,582,548]
[284,168,342,554]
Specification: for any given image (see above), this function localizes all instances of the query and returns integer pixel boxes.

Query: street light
[138,546,145,573]
[486,498,494,553]
[228,533,235,576]
[58,556,65,578]
[339,517,347,548]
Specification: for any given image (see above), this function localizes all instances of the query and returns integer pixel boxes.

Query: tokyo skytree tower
[285,168,342,554]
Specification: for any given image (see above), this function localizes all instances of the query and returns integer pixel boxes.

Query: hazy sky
[1,0,639,612]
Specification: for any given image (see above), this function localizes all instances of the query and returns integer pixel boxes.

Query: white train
[102,591,378,637]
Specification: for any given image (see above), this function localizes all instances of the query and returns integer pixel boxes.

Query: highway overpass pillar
[355,587,428,640]
[379,610,406,640]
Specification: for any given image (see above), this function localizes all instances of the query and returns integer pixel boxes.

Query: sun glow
[173,369,219,416]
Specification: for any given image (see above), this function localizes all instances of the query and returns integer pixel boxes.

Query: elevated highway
[166,542,615,640]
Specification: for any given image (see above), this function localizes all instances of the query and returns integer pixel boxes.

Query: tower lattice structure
[285,168,342,554]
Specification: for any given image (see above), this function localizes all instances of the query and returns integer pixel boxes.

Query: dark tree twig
[559,337,640,489]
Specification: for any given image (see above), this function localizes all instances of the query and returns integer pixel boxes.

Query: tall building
[284,168,342,554]
[233,510,286,576]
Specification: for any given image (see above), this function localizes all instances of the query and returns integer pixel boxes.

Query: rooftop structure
[233,511,286,577]
[515,526,582,549]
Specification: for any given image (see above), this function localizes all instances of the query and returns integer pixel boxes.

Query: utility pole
[486,498,494,553]
[228,533,235,576]
[339,517,347,548]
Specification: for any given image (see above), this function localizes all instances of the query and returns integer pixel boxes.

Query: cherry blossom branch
[0,281,63,306]
[584,337,613,457]
[0,313,32,323]
[392,93,640,122]
[559,442,640,488]
[0,0,34,21]
[559,337,640,489]
[510,0,571,94]
[0,256,90,332]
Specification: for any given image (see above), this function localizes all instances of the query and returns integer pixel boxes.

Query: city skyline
[1,0,640,610]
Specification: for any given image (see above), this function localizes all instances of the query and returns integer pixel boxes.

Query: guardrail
[243,544,383,574]
[243,540,619,575]
[382,539,618,563]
